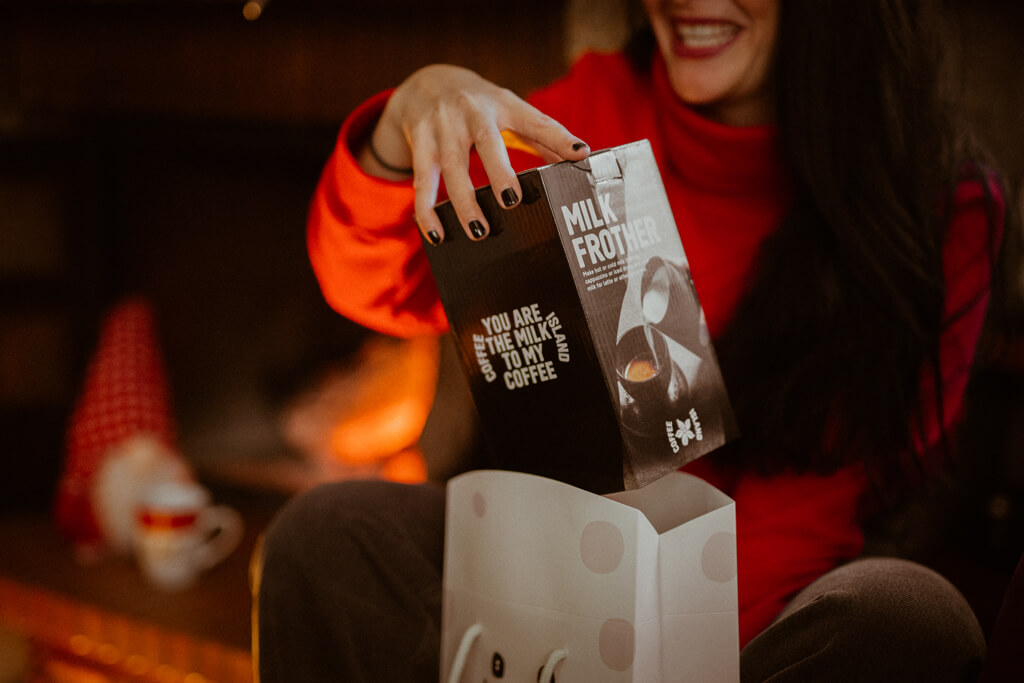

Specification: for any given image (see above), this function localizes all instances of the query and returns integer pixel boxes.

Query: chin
[666,68,730,108]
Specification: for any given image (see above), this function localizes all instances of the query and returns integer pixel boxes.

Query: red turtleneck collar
[649,52,792,201]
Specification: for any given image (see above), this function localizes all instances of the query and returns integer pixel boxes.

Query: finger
[410,139,445,245]
[505,133,566,165]
[500,94,590,161]
[436,124,489,241]
[471,116,522,211]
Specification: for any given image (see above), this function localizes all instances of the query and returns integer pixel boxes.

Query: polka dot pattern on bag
[449,475,735,679]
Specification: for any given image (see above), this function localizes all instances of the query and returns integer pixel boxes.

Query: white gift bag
[441,469,738,682]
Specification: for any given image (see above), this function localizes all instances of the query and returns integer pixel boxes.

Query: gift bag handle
[447,623,482,683]
[446,623,568,683]
[540,648,569,682]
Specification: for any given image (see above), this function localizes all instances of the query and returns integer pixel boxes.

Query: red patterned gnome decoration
[55,296,191,560]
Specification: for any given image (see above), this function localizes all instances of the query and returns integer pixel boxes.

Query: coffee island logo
[472,303,570,391]
[666,408,703,453]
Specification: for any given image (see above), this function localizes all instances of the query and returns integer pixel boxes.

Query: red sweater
[307,52,1000,646]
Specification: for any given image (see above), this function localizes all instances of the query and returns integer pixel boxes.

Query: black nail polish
[572,141,587,152]
[469,220,487,239]
[501,187,519,208]
[427,230,441,245]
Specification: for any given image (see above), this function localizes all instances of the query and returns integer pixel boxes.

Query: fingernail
[427,230,441,245]
[469,220,487,239]
[501,187,519,208]
[572,141,587,152]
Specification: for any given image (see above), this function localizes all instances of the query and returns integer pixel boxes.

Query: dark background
[0,0,1022,626]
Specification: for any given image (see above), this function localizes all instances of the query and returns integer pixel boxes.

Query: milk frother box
[425,140,737,493]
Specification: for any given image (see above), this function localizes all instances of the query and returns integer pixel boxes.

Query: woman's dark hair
[628,0,1004,497]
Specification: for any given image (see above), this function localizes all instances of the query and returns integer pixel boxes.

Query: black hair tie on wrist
[368,140,414,176]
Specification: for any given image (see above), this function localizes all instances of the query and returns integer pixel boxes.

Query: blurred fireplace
[0,0,567,510]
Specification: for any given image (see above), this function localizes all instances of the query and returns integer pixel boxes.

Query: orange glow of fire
[279,334,440,485]
[326,335,439,480]
[380,449,429,484]
[330,395,432,465]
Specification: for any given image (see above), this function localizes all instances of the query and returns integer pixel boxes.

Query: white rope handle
[447,622,567,683]
[539,647,568,682]
[446,622,483,683]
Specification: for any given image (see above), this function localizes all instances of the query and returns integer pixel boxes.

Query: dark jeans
[255,480,985,682]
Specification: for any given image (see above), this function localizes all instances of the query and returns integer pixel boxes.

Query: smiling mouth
[674,21,740,51]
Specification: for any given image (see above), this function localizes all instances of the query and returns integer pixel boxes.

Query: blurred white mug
[134,480,243,591]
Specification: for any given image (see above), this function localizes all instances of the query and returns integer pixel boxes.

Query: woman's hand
[362,64,590,244]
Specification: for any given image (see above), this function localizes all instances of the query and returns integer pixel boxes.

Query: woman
[258,1,1005,680]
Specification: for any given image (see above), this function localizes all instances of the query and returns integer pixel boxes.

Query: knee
[822,558,985,678]
[261,480,399,574]
[833,559,981,636]
[260,479,445,586]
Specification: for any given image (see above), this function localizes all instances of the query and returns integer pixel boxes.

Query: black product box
[426,140,737,493]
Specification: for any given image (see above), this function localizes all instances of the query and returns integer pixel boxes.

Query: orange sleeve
[306,91,549,338]
[306,90,449,338]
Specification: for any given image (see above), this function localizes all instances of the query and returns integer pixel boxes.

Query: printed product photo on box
[426,140,738,493]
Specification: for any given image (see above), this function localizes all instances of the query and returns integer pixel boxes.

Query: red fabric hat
[55,296,179,554]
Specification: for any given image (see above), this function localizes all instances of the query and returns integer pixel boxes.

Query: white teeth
[676,23,739,48]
